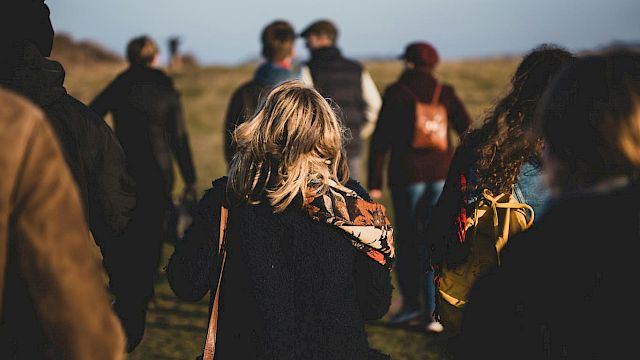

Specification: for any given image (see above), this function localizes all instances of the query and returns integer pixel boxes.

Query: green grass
[58,57,519,359]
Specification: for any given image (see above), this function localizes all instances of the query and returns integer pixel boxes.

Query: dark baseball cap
[299,20,338,41]
[400,42,439,67]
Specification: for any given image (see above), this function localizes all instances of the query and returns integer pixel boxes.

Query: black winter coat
[0,44,135,290]
[90,65,196,195]
[167,177,392,360]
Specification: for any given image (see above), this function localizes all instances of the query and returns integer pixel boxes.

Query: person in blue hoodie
[223,20,297,165]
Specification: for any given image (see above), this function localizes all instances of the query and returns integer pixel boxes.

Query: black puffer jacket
[167,177,392,360]
[306,46,367,157]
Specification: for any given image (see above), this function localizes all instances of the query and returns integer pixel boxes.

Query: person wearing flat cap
[299,19,382,183]
[367,41,472,332]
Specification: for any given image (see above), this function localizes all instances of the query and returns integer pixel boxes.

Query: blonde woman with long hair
[167,81,394,360]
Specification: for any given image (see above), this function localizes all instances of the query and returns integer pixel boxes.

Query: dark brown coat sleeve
[12,107,126,359]
[367,85,402,190]
[168,90,197,186]
[167,179,225,302]
[443,85,472,135]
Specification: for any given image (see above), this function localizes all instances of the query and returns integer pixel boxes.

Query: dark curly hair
[461,44,576,194]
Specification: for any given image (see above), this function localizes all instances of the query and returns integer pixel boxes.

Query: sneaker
[425,321,444,333]
[388,308,423,325]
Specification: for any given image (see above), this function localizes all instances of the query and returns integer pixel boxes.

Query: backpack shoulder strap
[400,82,443,105]
[399,83,418,102]
[203,205,228,360]
[512,180,526,204]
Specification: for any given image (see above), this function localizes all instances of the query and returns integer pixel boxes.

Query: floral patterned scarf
[304,180,395,270]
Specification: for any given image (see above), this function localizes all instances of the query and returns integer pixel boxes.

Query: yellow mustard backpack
[438,189,535,309]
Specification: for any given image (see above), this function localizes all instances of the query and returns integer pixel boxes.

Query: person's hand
[369,188,382,200]
[182,183,198,202]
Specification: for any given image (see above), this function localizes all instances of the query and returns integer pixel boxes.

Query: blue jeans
[391,180,445,318]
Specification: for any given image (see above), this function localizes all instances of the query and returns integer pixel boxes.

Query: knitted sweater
[167,177,392,360]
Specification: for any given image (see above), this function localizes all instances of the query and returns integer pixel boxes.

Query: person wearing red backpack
[368,42,472,331]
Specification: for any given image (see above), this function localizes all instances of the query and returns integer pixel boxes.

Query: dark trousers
[111,181,172,351]
[390,180,445,317]
[133,189,171,296]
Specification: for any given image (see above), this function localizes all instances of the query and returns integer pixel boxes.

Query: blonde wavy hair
[228,80,349,212]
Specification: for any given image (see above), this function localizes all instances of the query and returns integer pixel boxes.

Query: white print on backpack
[420,113,446,135]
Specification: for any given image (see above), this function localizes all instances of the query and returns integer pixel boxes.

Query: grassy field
[58,56,519,360]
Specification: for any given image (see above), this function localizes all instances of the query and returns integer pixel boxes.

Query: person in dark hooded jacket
[0,0,139,351]
[223,20,297,165]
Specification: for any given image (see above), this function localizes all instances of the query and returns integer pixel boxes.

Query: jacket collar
[399,68,436,84]
[397,68,437,93]
[0,42,66,107]
[309,46,343,61]
[253,62,293,87]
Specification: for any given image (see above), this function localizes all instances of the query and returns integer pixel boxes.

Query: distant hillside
[50,33,124,67]
[596,40,640,52]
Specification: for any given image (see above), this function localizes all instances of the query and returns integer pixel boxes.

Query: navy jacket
[223,63,295,165]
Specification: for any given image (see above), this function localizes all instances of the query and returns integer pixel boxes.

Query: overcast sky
[48,0,640,65]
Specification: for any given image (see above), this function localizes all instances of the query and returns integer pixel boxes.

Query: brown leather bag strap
[203,205,228,360]
[431,82,443,105]
[400,82,442,104]
[399,83,418,102]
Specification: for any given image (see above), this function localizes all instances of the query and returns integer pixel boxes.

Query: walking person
[0,87,126,360]
[425,44,575,341]
[0,0,138,350]
[299,19,382,182]
[368,42,472,331]
[90,35,198,350]
[224,20,297,165]
[168,81,394,360]
[454,49,640,360]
